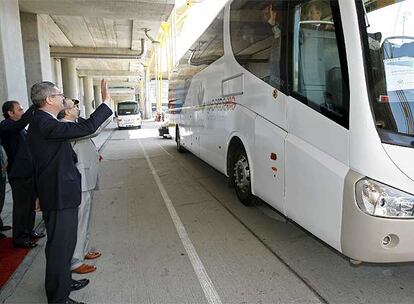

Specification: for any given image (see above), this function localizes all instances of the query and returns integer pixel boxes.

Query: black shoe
[70,279,89,291]
[0,225,12,231]
[64,297,85,304]
[30,231,46,239]
[14,240,37,248]
[0,233,6,239]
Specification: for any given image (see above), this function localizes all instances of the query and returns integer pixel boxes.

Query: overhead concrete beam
[19,1,175,20]
[78,70,141,77]
[94,81,138,87]
[51,39,145,59]
[110,88,135,94]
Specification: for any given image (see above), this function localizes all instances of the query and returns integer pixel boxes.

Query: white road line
[140,141,222,304]
[158,143,174,158]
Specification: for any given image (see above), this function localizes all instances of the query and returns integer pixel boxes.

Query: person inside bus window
[303,1,334,31]
[307,2,322,21]
[262,3,283,88]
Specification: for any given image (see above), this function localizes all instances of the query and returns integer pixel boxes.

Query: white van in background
[116,101,142,129]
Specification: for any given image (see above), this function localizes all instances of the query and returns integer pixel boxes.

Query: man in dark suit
[0,101,42,248]
[27,80,112,304]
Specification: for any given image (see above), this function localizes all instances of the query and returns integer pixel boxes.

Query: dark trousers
[43,208,78,303]
[0,176,6,228]
[9,177,35,243]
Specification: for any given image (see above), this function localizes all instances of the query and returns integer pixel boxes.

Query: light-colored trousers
[71,190,93,270]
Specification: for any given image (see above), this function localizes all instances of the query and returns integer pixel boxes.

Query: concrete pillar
[20,13,52,97]
[94,84,102,107]
[139,79,145,117]
[0,0,29,108]
[110,100,115,113]
[52,58,63,90]
[78,77,84,100]
[78,77,85,118]
[61,58,79,99]
[83,76,94,117]
[144,67,152,119]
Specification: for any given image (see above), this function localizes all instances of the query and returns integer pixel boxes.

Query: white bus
[169,0,414,263]
[116,101,142,129]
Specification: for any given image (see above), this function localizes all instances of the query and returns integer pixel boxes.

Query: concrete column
[0,0,29,108]
[144,67,152,119]
[83,76,94,117]
[78,77,84,100]
[52,58,63,90]
[78,77,85,118]
[20,13,52,97]
[110,100,115,113]
[94,84,102,107]
[61,58,79,99]
[139,79,145,117]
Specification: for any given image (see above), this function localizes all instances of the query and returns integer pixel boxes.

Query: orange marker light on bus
[270,153,277,160]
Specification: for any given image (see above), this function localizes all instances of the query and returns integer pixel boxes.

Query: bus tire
[176,127,185,153]
[233,148,254,206]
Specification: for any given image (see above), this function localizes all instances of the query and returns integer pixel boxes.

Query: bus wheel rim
[234,155,250,192]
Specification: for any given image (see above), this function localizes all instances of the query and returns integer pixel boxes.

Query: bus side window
[291,0,349,128]
[169,9,224,108]
[230,0,288,91]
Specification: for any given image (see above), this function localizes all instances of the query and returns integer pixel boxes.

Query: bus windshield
[118,102,139,115]
[362,0,414,147]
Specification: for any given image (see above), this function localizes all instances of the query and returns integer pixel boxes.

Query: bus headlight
[356,178,414,218]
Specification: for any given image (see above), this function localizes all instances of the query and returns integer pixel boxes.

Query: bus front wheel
[233,148,254,206]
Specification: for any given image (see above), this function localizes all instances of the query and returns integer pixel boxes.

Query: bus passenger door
[284,0,350,250]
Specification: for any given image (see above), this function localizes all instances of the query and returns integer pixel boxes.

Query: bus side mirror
[114,111,118,117]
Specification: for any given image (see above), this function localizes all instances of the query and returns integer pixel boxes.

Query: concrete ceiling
[19,0,176,85]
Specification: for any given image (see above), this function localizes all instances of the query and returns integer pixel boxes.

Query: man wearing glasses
[58,98,106,275]
[28,80,112,304]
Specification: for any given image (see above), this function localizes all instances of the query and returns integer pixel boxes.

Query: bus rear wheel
[176,127,185,153]
[233,148,254,206]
